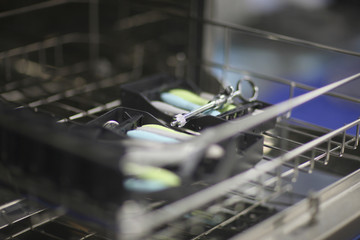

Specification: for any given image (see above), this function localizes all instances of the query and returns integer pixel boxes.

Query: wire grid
[0,33,142,123]
[9,218,110,240]
[2,210,110,240]
[0,193,54,239]
[113,15,360,235]
[0,186,111,240]
[0,2,130,238]
[144,18,360,240]
[116,113,360,240]
[0,1,360,240]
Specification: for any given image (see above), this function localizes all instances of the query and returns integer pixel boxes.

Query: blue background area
[205,0,360,136]
[209,44,360,135]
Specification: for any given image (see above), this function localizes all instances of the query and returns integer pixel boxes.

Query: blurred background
[0,1,359,239]
[203,0,360,132]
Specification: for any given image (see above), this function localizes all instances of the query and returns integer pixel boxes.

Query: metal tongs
[170,78,259,127]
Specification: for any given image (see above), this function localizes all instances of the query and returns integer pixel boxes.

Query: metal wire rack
[0,1,359,240]
[117,88,360,239]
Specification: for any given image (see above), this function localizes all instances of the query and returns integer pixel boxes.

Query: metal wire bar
[58,99,121,122]
[114,11,168,31]
[0,34,93,98]
[257,122,360,191]
[264,142,360,190]
[286,118,334,133]
[0,3,359,239]
[263,143,312,160]
[129,116,360,238]
[255,160,312,192]
[264,131,317,149]
[263,130,359,163]
[208,14,360,58]
[4,211,60,239]
[272,124,329,140]
[0,200,25,228]
[340,130,347,156]
[286,82,296,118]
[196,73,360,147]
[0,199,47,229]
[51,102,88,114]
[68,95,103,107]
[191,186,289,240]
[0,61,90,95]
[0,34,89,61]
[206,182,297,219]
[27,72,129,108]
[202,60,360,104]
[122,73,360,169]
[233,169,360,240]
[3,208,47,228]
[221,26,230,87]
[355,122,360,149]
[266,125,360,162]
[0,0,88,19]
[0,199,23,212]
[278,123,360,151]
[80,233,97,239]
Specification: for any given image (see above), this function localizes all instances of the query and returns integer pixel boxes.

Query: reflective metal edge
[231,167,360,240]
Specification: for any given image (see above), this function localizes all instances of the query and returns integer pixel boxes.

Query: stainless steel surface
[232,168,360,240]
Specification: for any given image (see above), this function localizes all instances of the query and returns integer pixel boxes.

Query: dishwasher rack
[0,1,360,240]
